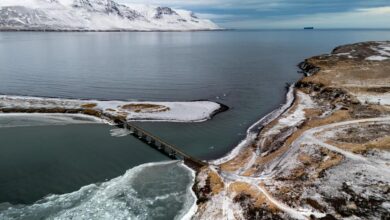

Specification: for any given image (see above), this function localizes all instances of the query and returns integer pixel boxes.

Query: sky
[121,0,390,29]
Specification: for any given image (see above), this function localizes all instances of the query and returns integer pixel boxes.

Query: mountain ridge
[0,0,220,31]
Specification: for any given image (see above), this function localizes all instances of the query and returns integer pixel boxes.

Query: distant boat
[304,27,314,30]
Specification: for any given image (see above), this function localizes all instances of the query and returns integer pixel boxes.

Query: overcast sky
[121,0,390,29]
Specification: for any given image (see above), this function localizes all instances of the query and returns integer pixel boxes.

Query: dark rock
[234,193,286,220]
[298,61,321,76]
[154,7,178,19]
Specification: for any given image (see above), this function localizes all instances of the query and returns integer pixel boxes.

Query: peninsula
[193,41,390,220]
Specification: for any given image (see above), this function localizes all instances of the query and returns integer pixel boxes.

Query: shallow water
[1,30,390,218]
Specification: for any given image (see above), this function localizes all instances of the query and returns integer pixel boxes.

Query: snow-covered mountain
[0,0,220,31]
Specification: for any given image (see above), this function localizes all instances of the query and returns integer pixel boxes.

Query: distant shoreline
[0,28,227,33]
[2,28,390,33]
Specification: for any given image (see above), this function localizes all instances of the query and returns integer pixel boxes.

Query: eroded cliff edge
[193,41,390,220]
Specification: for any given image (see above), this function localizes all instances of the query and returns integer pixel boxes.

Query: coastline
[192,41,390,219]
[0,28,226,32]
[211,84,296,166]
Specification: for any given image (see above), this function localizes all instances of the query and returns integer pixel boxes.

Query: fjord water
[1,30,390,219]
[0,115,194,220]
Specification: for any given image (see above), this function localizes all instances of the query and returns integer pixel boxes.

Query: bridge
[118,120,208,170]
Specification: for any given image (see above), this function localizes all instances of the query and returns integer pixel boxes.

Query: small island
[0,96,224,123]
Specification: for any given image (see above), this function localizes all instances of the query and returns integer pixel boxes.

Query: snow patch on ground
[306,117,390,171]
[266,117,390,177]
[366,42,390,61]
[335,52,355,59]
[366,55,389,61]
[265,91,314,136]
[353,93,390,105]
[313,158,389,215]
[376,44,390,56]
[195,182,245,220]
[263,117,390,218]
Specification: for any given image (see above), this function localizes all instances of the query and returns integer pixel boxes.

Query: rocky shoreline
[193,41,390,220]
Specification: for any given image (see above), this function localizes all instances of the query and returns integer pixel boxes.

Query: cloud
[357,6,390,14]
[120,0,390,11]
[223,6,390,29]
[118,0,390,28]
[195,13,236,20]
[119,0,222,7]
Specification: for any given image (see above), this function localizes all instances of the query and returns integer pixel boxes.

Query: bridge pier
[159,144,166,152]
[147,137,154,145]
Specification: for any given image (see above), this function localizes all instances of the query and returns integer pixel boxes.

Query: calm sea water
[1,30,390,219]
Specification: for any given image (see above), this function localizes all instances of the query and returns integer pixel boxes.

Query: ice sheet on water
[0,113,102,129]
[0,161,197,220]
[109,128,133,137]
